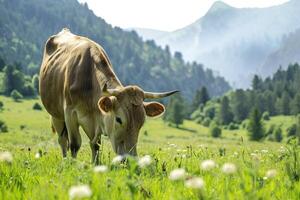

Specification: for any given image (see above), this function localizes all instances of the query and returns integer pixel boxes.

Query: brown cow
[39,28,178,164]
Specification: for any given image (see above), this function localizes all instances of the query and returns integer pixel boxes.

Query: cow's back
[39,29,105,120]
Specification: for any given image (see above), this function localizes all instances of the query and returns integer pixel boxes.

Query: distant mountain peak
[208,1,233,13]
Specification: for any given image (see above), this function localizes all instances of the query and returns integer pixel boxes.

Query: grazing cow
[39,28,178,164]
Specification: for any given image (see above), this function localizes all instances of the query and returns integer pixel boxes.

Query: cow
[39,28,178,164]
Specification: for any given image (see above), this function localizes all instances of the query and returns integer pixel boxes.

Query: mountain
[132,28,168,41]
[261,28,300,76]
[135,0,300,88]
[0,0,231,98]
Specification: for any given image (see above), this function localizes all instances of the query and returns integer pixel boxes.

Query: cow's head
[98,84,178,156]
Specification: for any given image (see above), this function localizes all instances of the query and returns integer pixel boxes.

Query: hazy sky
[78,0,289,32]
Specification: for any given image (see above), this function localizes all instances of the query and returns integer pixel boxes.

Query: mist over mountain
[131,28,168,41]
[261,28,300,76]
[0,0,230,98]
[135,0,300,88]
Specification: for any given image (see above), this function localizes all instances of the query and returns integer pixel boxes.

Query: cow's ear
[98,97,113,113]
[144,102,165,117]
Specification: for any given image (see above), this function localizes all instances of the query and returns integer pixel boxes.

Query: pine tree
[264,91,276,115]
[191,89,202,111]
[3,65,25,95]
[291,93,300,115]
[248,107,265,141]
[164,94,185,128]
[218,96,233,125]
[281,91,290,115]
[172,100,185,127]
[252,75,262,90]
[231,89,249,122]
[274,127,283,142]
[3,65,14,94]
[191,87,210,111]
[199,87,210,106]
[210,121,222,138]
[0,57,5,71]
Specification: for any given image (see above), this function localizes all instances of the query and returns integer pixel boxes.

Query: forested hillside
[0,0,230,98]
[191,63,300,126]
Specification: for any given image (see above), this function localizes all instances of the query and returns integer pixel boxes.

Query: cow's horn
[102,84,120,96]
[144,90,179,99]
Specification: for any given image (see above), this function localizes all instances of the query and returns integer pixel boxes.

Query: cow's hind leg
[51,117,69,157]
[64,108,81,158]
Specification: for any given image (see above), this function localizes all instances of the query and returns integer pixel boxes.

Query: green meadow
[0,95,299,199]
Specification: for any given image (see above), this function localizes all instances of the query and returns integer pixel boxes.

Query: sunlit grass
[0,95,299,199]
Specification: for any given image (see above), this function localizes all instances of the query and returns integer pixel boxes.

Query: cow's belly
[40,61,66,120]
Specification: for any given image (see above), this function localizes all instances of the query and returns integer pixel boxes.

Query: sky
[78,0,290,32]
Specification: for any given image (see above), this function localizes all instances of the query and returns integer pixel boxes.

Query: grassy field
[0,95,299,199]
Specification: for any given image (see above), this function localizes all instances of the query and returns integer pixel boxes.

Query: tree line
[188,63,300,127]
[0,59,39,98]
[163,63,300,142]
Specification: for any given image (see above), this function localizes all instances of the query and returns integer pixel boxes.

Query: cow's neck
[104,77,123,90]
[94,65,123,92]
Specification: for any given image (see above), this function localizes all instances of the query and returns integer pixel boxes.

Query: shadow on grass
[176,126,197,133]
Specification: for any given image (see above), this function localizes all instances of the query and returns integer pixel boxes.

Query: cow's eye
[116,117,122,125]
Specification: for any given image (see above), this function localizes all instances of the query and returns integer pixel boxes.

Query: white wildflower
[111,155,124,165]
[265,169,277,179]
[200,160,216,171]
[0,151,13,163]
[181,154,186,158]
[35,152,41,159]
[169,168,186,181]
[169,143,177,147]
[261,149,268,154]
[138,155,152,168]
[221,163,237,174]
[185,177,204,189]
[69,185,92,200]
[93,165,108,173]
[251,153,260,161]
[279,146,286,153]
[279,149,285,154]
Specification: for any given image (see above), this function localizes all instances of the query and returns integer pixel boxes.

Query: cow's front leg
[90,137,101,165]
[64,107,81,158]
